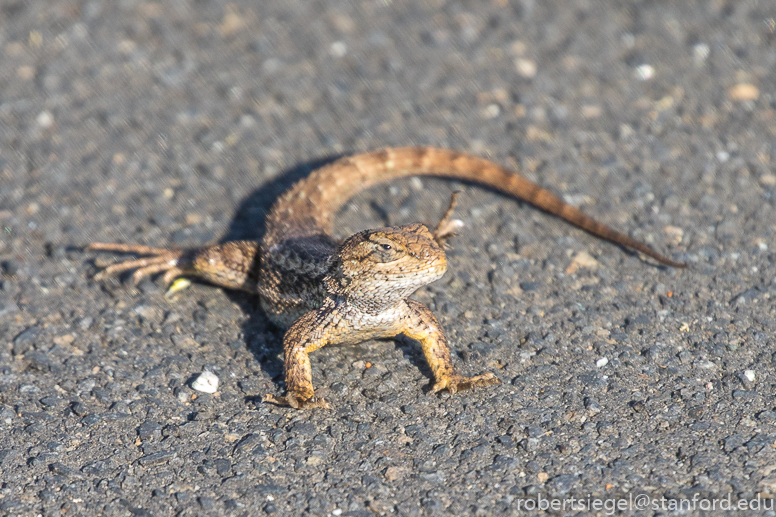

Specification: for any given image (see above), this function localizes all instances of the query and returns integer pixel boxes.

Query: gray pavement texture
[1,0,776,515]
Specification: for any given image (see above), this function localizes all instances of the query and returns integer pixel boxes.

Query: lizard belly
[324,299,411,346]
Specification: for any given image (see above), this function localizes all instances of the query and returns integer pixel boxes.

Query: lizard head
[325,223,447,312]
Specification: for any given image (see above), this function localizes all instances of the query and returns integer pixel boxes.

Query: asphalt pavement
[2,1,776,515]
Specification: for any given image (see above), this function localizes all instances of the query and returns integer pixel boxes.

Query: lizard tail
[265,147,686,268]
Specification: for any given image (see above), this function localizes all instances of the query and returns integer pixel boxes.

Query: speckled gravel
[2,1,776,516]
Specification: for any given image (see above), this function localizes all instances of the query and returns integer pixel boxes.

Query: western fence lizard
[87,147,685,409]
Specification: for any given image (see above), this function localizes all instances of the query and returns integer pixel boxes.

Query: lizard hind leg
[86,243,185,284]
[87,240,261,294]
[433,191,465,248]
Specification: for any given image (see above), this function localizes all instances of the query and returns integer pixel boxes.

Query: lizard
[87,147,686,409]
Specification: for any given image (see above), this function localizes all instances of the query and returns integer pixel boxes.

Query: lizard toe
[431,372,500,395]
[262,392,331,410]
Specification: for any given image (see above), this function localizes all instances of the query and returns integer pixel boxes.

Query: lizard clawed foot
[433,191,465,248]
[262,392,332,410]
[86,242,187,287]
[431,372,500,395]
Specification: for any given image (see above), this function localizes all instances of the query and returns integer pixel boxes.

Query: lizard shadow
[215,155,343,388]
[393,336,440,393]
[187,153,677,399]
[219,155,341,243]
[216,154,445,398]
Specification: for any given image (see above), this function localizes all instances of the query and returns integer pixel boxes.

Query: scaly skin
[87,147,685,409]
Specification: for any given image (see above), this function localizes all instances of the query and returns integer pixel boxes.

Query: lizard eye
[369,240,400,262]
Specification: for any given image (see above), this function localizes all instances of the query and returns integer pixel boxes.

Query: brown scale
[88,147,685,409]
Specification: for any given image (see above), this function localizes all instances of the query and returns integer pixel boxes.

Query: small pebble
[566,251,599,274]
[514,58,537,78]
[581,105,601,118]
[481,104,501,119]
[663,225,684,244]
[37,111,54,128]
[191,371,219,394]
[198,496,215,510]
[693,43,710,64]
[760,175,776,186]
[596,357,609,368]
[17,65,35,80]
[330,41,347,57]
[1,259,18,276]
[633,64,654,81]
[744,370,755,383]
[728,83,759,101]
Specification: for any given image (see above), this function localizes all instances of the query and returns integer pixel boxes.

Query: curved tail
[264,147,686,268]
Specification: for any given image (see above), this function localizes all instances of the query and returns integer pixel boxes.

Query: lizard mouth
[389,262,446,282]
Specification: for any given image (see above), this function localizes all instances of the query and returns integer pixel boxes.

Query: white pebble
[515,58,537,78]
[330,41,347,57]
[634,64,654,81]
[693,43,710,64]
[619,124,635,139]
[596,357,609,368]
[191,370,219,393]
[716,151,730,163]
[240,114,256,128]
[37,110,54,128]
[744,370,755,382]
[482,103,501,119]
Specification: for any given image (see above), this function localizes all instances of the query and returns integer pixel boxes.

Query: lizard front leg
[403,299,500,394]
[263,307,340,409]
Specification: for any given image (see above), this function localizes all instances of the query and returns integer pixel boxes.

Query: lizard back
[262,146,685,268]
